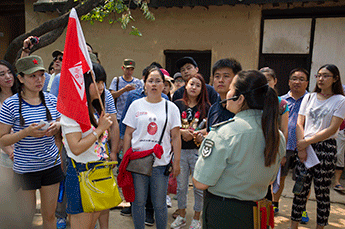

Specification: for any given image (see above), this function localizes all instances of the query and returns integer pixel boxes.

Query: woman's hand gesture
[297,138,309,151]
[45,121,60,137]
[181,129,194,142]
[25,123,49,138]
[98,112,113,132]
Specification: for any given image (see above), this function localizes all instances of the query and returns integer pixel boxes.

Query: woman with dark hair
[120,66,181,229]
[0,55,64,228]
[193,70,286,228]
[60,62,113,229]
[171,73,210,229]
[0,60,17,170]
[290,64,345,229]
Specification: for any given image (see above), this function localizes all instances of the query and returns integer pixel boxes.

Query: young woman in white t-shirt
[122,66,181,229]
[60,66,113,229]
[291,64,345,229]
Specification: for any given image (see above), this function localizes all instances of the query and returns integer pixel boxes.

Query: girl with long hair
[171,73,210,229]
[0,55,64,228]
[61,64,113,229]
[291,64,345,229]
[193,70,286,228]
[0,60,17,171]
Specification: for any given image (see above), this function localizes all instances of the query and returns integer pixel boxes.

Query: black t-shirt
[174,100,209,149]
[172,84,219,105]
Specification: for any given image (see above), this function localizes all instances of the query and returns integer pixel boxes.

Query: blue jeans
[177,149,203,212]
[132,166,169,229]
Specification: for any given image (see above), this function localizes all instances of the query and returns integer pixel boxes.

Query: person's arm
[193,177,209,190]
[123,126,135,154]
[21,36,36,58]
[110,84,136,99]
[295,114,307,162]
[298,116,343,151]
[170,126,181,178]
[0,122,48,147]
[108,113,119,162]
[65,113,112,156]
[280,111,289,143]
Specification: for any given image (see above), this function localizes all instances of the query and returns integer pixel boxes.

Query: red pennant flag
[57,8,93,132]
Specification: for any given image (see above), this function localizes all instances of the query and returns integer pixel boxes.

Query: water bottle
[292,168,307,195]
[58,181,64,203]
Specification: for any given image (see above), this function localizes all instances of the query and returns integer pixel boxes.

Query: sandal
[334,184,345,191]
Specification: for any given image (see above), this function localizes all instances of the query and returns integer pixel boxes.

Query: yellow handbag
[71,159,122,213]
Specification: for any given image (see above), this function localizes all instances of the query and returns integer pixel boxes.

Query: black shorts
[14,165,64,190]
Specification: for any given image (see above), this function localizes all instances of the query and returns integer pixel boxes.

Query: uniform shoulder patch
[211,118,234,130]
[202,139,214,158]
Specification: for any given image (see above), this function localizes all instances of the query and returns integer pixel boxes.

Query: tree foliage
[4,0,155,65]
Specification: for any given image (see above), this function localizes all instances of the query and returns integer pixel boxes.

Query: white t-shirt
[60,114,99,163]
[299,92,345,139]
[123,98,181,166]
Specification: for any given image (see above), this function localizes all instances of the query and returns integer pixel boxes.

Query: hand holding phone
[38,120,50,130]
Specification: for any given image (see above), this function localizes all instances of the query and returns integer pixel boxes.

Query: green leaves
[81,0,155,36]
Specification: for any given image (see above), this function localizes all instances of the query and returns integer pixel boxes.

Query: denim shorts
[65,157,104,214]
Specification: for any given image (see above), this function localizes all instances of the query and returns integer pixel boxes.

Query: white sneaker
[167,195,172,208]
[189,219,201,229]
[171,215,186,228]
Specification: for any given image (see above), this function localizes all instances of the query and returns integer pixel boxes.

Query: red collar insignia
[33,59,38,65]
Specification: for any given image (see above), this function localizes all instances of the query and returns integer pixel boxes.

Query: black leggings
[291,139,337,226]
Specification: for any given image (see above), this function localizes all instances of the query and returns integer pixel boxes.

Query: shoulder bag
[72,144,122,212]
[126,100,168,176]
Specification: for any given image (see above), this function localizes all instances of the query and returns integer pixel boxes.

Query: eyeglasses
[175,79,184,83]
[315,74,333,79]
[290,78,307,82]
[53,56,63,62]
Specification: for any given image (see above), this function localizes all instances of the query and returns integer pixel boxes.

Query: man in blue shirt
[280,68,309,222]
[172,57,219,105]
[206,58,242,132]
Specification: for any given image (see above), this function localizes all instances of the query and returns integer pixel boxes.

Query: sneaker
[334,184,345,192]
[189,219,201,229]
[273,206,279,214]
[171,215,186,228]
[301,210,309,224]
[167,195,172,208]
[120,206,132,217]
[145,211,155,226]
[56,218,67,229]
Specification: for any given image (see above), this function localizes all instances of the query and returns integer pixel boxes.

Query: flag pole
[90,70,105,113]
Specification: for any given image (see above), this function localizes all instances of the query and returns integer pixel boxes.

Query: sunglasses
[53,56,63,62]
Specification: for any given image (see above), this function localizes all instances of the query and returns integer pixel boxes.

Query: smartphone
[38,120,50,130]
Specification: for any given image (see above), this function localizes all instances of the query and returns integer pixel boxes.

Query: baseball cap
[176,57,198,70]
[15,55,46,75]
[52,50,63,58]
[123,59,135,68]
[173,72,183,80]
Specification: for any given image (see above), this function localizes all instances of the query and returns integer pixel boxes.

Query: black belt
[205,190,256,206]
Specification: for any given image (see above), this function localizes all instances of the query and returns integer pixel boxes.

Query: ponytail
[235,70,280,167]
[262,87,280,167]
[39,91,52,122]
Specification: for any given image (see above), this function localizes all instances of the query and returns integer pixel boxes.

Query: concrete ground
[29,171,345,229]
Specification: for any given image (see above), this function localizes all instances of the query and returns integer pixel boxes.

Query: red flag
[57,8,93,132]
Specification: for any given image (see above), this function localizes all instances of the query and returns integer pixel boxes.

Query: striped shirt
[105,89,117,114]
[0,93,61,174]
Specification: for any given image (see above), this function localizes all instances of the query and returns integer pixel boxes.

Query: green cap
[16,55,45,75]
[123,59,135,68]
[89,52,98,63]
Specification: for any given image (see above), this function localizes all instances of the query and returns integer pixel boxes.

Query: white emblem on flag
[69,61,85,100]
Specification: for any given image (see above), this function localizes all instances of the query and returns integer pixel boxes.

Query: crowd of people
[0,35,344,229]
